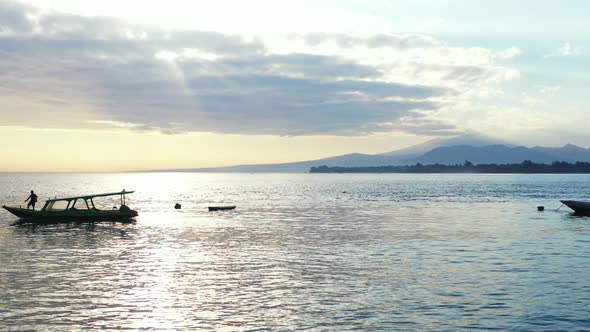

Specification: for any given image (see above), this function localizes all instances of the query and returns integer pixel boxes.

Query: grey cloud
[0,0,36,33]
[300,33,441,49]
[153,30,265,55]
[0,1,452,136]
[231,54,381,79]
[444,66,488,83]
[386,120,460,136]
[176,54,381,80]
[1,2,265,57]
[86,70,442,135]
[184,74,443,100]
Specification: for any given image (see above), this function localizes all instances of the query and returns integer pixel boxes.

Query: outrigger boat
[208,205,236,212]
[561,200,590,215]
[2,190,138,222]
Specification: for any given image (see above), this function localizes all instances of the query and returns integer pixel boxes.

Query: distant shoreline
[310,161,590,174]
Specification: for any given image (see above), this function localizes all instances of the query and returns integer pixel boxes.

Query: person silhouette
[25,190,38,210]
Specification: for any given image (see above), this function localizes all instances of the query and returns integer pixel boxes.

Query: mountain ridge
[139,134,590,172]
[405,144,567,165]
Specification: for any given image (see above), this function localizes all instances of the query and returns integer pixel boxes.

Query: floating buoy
[537,206,545,211]
[174,203,182,209]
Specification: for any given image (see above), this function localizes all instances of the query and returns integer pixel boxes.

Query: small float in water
[560,200,590,215]
[2,190,138,222]
[208,205,236,212]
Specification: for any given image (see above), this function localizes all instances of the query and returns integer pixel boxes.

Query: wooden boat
[2,190,138,222]
[208,205,236,211]
[560,200,590,215]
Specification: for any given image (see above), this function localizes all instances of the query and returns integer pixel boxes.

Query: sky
[1,0,589,171]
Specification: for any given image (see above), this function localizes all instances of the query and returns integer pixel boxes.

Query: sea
[1,172,590,331]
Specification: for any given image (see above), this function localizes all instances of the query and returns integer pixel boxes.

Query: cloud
[0,1,520,137]
[0,0,35,34]
[544,42,582,58]
[521,92,541,106]
[539,85,561,94]
[298,33,442,49]
[496,46,521,60]
[559,42,573,56]
[376,118,461,136]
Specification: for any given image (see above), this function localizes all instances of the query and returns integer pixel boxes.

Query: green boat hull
[2,205,138,222]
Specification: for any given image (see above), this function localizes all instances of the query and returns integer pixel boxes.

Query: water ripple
[1,173,590,330]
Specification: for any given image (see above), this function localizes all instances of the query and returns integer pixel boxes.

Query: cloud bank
[0,1,520,136]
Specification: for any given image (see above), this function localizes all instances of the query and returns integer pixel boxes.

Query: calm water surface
[1,173,590,331]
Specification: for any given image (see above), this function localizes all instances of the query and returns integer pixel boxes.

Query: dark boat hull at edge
[560,200,590,215]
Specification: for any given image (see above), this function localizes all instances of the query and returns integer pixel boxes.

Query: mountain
[156,133,512,173]
[405,145,562,165]
[532,144,590,162]
[378,132,514,159]
[177,153,399,173]
[147,132,589,173]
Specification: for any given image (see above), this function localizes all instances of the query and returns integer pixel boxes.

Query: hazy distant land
[143,133,590,173]
[310,161,590,174]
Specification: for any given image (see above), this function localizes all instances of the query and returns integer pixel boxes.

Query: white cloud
[539,85,561,94]
[559,42,573,56]
[521,93,541,106]
[496,46,521,60]
[544,41,582,58]
[285,34,520,88]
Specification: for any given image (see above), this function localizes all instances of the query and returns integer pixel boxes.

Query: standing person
[25,190,38,210]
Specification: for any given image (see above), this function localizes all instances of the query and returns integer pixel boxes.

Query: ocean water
[1,173,590,331]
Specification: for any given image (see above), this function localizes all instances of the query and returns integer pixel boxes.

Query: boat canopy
[45,190,134,203]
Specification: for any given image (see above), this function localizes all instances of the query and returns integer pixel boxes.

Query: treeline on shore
[310,160,590,173]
